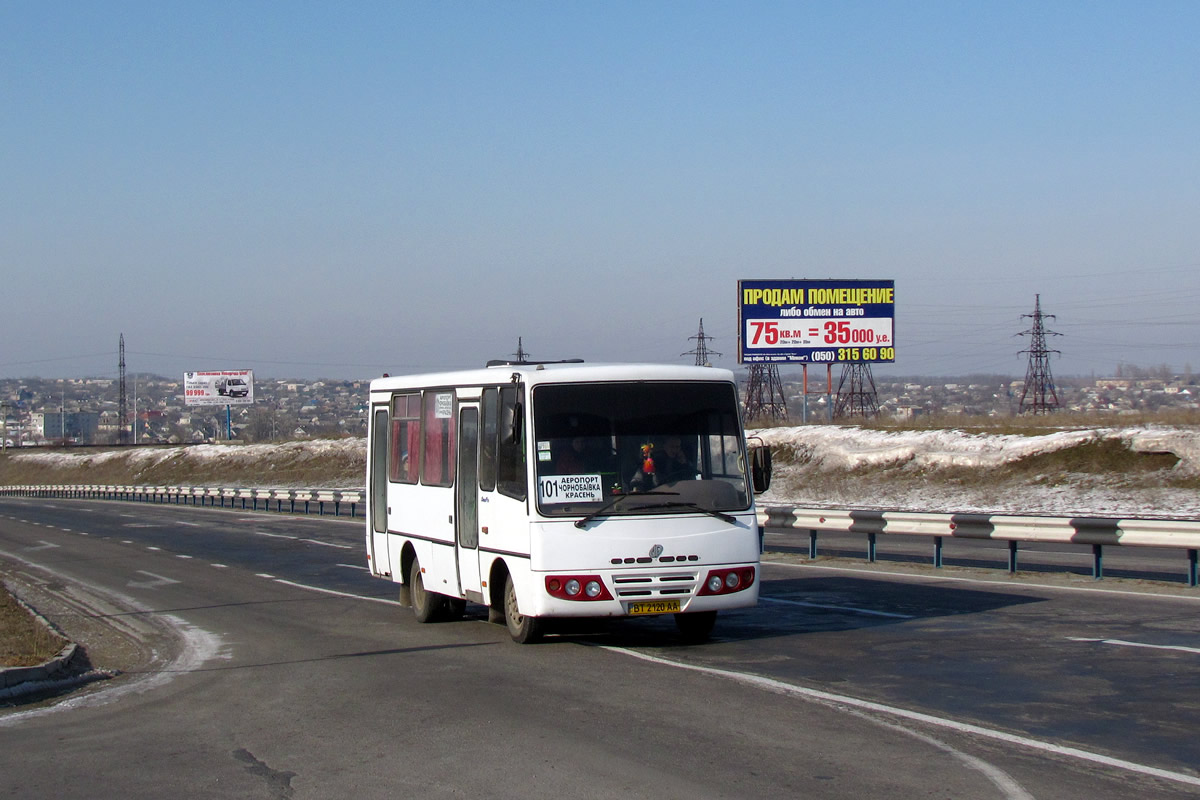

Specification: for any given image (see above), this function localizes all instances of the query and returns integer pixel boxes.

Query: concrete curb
[0,642,78,691]
[0,586,96,700]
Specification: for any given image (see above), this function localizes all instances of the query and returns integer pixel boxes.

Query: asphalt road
[1,497,1198,799]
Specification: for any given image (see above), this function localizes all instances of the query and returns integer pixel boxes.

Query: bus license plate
[628,599,681,616]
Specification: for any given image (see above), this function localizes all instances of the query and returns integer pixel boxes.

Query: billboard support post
[827,363,834,423]
[226,405,232,440]
[802,365,808,424]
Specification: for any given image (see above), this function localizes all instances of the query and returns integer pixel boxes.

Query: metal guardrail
[0,484,363,518]
[758,505,1200,587]
[3,485,1197,585]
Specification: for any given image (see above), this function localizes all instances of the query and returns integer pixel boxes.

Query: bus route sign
[738,279,895,364]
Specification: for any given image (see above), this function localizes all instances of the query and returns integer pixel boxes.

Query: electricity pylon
[744,364,788,422]
[118,333,130,445]
[682,318,721,366]
[834,362,879,419]
[1017,294,1062,414]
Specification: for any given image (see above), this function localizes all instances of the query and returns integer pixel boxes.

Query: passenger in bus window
[556,436,609,475]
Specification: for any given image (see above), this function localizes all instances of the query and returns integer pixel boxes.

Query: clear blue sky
[3,1,1198,381]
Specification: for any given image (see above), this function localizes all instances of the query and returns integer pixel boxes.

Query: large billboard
[184,370,255,406]
[738,279,895,364]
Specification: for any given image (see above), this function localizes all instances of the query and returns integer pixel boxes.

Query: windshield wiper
[626,501,736,524]
[573,493,633,529]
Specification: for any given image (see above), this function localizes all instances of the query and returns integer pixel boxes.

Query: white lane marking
[1069,637,1200,655]
[762,559,1200,603]
[760,596,913,619]
[147,546,161,551]
[176,521,202,527]
[255,573,276,579]
[299,538,352,549]
[176,555,193,560]
[25,541,60,551]
[605,646,1200,790]
[251,530,298,540]
[211,563,228,569]
[127,571,181,589]
[270,578,402,606]
[337,563,370,571]
[841,705,1034,800]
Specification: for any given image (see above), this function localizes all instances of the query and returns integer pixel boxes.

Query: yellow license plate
[628,599,681,616]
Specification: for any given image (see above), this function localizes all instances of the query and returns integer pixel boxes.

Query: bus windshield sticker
[435,392,454,418]
[538,474,605,504]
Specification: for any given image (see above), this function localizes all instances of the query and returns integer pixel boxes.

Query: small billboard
[738,279,895,364]
[184,370,255,406]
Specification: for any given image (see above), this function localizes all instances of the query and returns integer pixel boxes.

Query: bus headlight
[545,575,614,601]
[699,567,756,596]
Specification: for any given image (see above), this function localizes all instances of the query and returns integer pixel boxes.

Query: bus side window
[480,387,498,492]
[497,384,527,500]
[422,390,456,488]
[389,393,421,484]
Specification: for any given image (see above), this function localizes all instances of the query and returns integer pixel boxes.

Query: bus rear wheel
[674,610,717,643]
[504,575,544,644]
[409,558,445,623]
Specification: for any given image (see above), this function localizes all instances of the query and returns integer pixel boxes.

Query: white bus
[365,360,772,643]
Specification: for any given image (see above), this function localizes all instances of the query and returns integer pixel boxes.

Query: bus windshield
[532,381,750,517]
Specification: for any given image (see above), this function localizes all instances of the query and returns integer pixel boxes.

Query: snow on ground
[749,425,1200,519]
[748,424,1200,473]
[12,438,363,471]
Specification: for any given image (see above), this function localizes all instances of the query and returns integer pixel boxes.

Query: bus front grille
[611,572,699,598]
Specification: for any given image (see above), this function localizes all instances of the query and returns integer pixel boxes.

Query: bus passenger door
[368,406,390,575]
[455,405,483,598]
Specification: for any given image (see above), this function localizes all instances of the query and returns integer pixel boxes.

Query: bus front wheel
[504,575,544,644]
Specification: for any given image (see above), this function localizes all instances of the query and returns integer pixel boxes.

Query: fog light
[707,575,724,593]
[585,580,603,597]
[565,579,582,596]
[725,572,740,589]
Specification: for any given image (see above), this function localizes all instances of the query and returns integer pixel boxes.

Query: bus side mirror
[749,441,772,494]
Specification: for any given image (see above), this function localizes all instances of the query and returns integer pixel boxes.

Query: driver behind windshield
[629,436,696,491]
